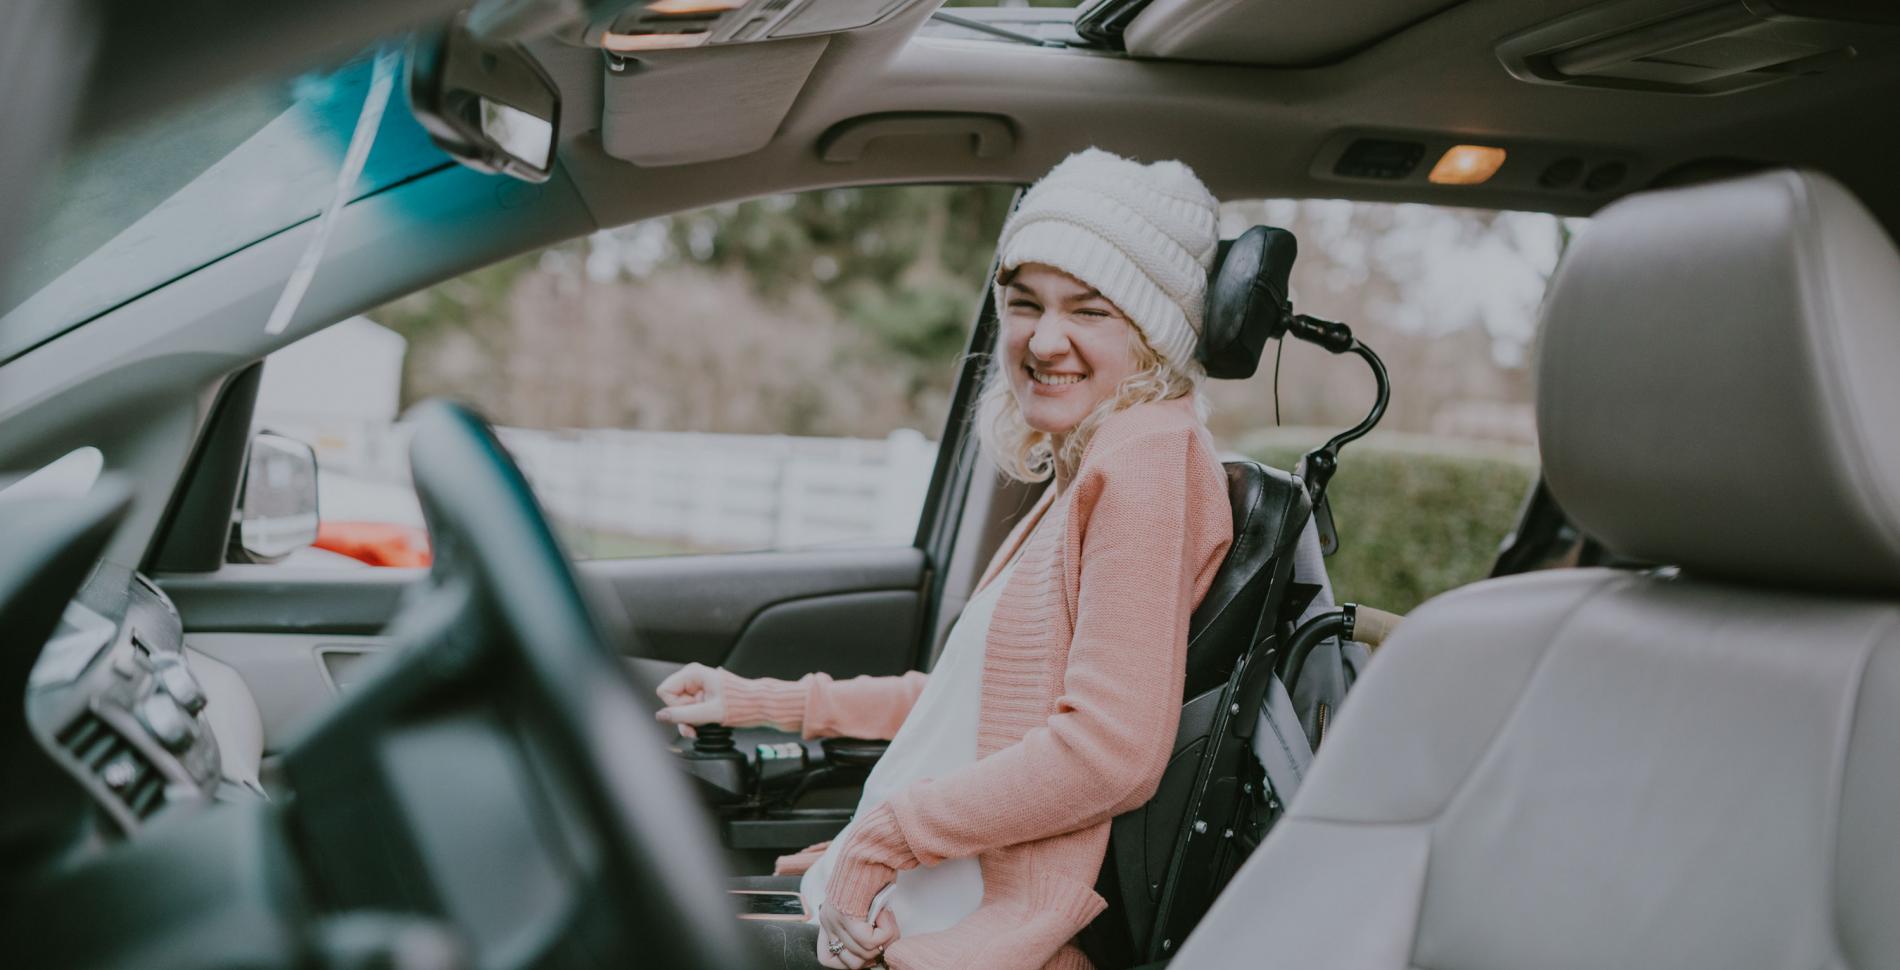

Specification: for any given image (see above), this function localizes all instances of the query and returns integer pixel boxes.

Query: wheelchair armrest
[821,737,889,769]
[1347,602,1403,648]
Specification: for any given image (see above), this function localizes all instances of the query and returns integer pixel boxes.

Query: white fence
[262,413,940,555]
[497,426,938,552]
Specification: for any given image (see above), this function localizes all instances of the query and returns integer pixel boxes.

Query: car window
[255,184,1015,565]
[1211,198,1585,613]
[255,186,1575,615]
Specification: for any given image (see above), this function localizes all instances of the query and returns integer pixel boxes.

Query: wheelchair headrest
[1537,168,1900,595]
[1198,225,1299,379]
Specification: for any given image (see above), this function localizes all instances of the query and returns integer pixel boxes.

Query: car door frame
[145,183,1029,745]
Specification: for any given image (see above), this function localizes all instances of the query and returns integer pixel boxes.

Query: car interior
[1,1,1897,968]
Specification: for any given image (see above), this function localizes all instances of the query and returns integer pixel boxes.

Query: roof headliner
[539,0,1900,233]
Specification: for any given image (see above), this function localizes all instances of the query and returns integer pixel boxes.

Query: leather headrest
[1199,225,1298,379]
[1537,169,1900,594]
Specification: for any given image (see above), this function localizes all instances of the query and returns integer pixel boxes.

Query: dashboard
[0,441,756,967]
[25,561,226,835]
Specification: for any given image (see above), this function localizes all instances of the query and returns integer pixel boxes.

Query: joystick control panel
[674,724,750,804]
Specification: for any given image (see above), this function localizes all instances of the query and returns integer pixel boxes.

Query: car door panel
[591,547,926,674]
[161,566,419,634]
[162,547,927,752]
[710,589,919,677]
[185,632,389,753]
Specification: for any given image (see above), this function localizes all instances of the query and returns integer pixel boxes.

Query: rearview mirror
[233,432,319,564]
[407,16,562,183]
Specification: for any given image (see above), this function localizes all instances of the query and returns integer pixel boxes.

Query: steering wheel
[283,400,751,968]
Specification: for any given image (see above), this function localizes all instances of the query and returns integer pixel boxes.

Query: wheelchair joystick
[691,723,737,754]
[677,724,750,805]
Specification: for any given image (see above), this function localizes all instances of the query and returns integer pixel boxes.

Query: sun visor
[592,0,932,167]
[1122,0,1459,66]
[579,0,917,49]
[601,36,827,166]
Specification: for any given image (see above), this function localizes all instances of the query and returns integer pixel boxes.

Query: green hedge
[1243,432,1538,616]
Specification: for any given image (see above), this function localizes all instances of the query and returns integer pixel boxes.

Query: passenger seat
[1171,168,1900,969]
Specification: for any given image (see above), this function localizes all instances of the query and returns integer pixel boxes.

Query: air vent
[58,713,166,820]
[1498,0,1900,95]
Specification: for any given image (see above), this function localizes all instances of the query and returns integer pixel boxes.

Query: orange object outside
[314,521,433,567]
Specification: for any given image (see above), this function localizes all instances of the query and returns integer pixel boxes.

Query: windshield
[0,48,452,365]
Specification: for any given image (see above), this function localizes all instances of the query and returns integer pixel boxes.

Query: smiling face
[1002,263,1145,436]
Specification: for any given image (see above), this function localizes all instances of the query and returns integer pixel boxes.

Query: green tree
[664,185,1014,363]
[374,184,1014,434]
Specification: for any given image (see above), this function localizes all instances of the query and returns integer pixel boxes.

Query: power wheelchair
[1077,225,1393,968]
[675,225,1398,969]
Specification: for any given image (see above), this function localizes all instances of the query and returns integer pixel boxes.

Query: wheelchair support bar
[1282,609,1350,698]
[1290,316,1390,510]
[1286,313,1355,354]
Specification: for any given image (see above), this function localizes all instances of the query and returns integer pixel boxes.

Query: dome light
[1429,145,1507,185]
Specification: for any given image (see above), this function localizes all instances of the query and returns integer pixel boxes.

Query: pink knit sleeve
[718,670,811,732]
[802,671,929,740]
[719,669,928,740]
[823,425,1232,917]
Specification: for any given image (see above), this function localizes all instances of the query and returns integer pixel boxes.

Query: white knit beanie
[995,148,1220,372]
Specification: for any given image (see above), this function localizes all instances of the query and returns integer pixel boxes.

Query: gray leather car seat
[1171,167,1900,969]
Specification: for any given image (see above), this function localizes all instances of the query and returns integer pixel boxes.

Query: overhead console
[1311,128,1647,203]
[1497,0,1900,96]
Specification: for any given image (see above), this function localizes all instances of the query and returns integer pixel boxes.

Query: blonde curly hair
[973,269,1208,486]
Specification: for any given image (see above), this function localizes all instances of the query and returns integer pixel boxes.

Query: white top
[800,553,1024,935]
[794,500,1338,934]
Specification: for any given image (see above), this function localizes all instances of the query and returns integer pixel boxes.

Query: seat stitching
[1394,570,1634,970]
[1824,611,1899,970]
[1420,572,1638,824]
[1269,572,1628,969]
[1292,570,1633,830]
[1787,172,1900,559]
[1281,818,1443,970]
[1390,589,1888,970]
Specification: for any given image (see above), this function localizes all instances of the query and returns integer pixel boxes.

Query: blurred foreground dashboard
[26,561,229,836]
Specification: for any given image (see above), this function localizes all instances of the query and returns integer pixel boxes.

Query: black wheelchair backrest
[1082,458,1312,967]
[1181,460,1312,698]
[1078,224,1319,968]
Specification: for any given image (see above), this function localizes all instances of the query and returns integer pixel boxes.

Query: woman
[655,148,1234,970]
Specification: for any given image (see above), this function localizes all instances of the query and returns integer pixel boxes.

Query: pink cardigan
[721,397,1232,970]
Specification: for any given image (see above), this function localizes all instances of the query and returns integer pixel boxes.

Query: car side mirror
[233,432,319,564]
[407,15,561,183]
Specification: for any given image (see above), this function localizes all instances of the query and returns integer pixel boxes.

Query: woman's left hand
[817,903,898,968]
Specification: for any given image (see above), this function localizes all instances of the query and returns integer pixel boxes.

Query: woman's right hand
[654,662,727,737]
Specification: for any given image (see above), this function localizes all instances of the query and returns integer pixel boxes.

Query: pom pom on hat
[995,149,1220,370]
